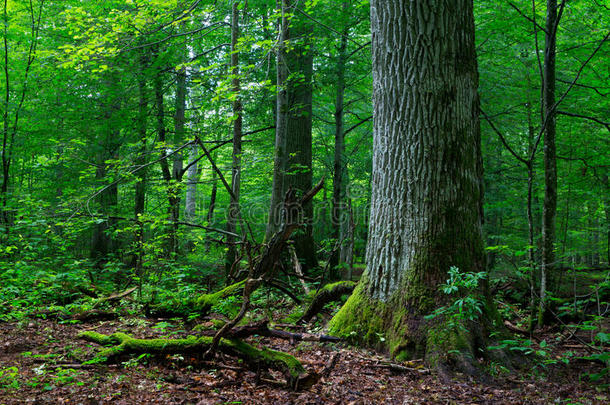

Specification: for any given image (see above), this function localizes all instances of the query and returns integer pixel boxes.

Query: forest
[0,0,608,403]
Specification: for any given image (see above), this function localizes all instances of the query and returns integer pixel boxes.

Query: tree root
[79,330,315,389]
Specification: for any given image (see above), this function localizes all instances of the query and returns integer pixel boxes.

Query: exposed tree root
[79,330,315,389]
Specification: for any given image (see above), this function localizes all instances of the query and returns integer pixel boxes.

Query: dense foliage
[0,0,608,390]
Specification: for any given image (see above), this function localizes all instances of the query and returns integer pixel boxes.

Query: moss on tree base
[328,278,508,374]
[79,329,311,388]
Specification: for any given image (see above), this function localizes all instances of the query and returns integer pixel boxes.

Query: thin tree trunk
[267,0,289,240]
[154,66,178,256]
[134,51,149,283]
[539,0,558,327]
[602,174,609,265]
[184,146,198,220]
[526,98,538,333]
[330,4,349,278]
[267,0,317,269]
[226,1,243,276]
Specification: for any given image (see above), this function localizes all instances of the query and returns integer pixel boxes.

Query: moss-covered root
[299,281,357,323]
[78,330,311,389]
[146,279,246,318]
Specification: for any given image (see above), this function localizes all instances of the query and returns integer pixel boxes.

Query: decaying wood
[79,330,313,389]
[289,245,310,294]
[205,179,325,358]
[370,362,430,374]
[211,320,341,343]
[503,320,530,336]
[300,281,356,323]
[34,308,119,322]
[92,286,137,308]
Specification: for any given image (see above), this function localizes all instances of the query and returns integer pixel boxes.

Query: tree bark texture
[329,0,496,370]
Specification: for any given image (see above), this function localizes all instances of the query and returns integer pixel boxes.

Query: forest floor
[0,316,607,404]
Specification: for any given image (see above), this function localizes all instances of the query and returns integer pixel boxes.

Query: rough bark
[329,0,502,372]
[267,0,289,241]
[539,0,558,327]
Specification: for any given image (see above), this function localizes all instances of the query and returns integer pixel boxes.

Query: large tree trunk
[539,0,558,327]
[329,0,499,372]
[267,0,317,270]
[226,1,243,276]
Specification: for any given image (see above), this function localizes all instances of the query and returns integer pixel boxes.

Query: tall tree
[329,0,497,369]
[539,0,558,326]
[329,0,351,278]
[226,0,243,275]
[267,0,317,269]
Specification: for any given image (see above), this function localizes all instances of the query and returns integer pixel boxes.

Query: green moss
[79,331,118,346]
[194,279,246,312]
[227,339,306,381]
[79,330,307,386]
[308,280,356,299]
[327,281,385,345]
[424,323,472,368]
[284,280,357,324]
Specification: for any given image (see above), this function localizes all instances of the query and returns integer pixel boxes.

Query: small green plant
[211,295,240,318]
[424,266,487,331]
[122,353,152,368]
[0,366,20,390]
[50,368,83,386]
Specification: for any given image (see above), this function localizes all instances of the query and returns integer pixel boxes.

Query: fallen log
[79,330,315,389]
[145,279,246,318]
[299,280,357,323]
[92,287,137,308]
[205,320,341,343]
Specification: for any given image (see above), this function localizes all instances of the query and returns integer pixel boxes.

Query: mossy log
[145,279,246,318]
[79,330,313,389]
[299,281,357,323]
